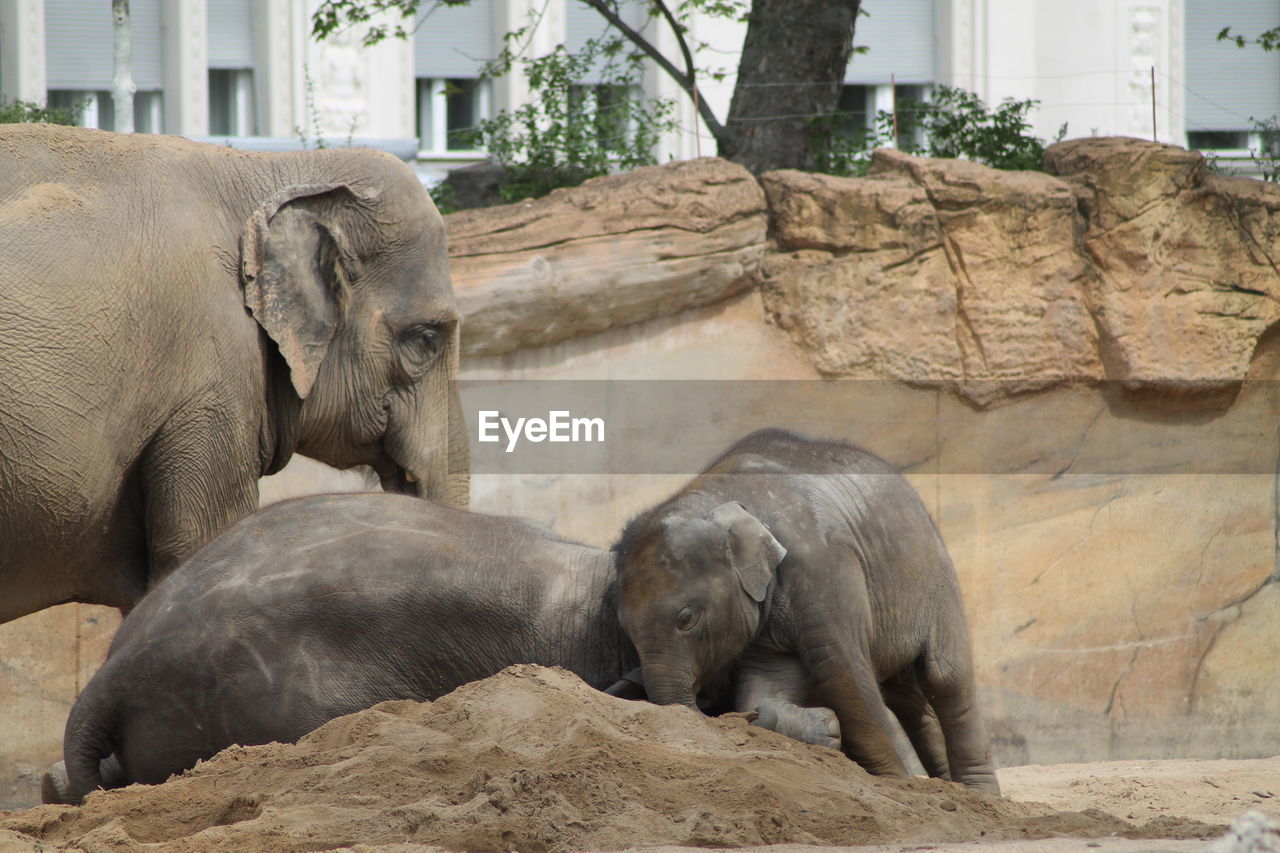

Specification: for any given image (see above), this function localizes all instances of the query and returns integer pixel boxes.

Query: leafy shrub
[1248,116,1280,183]
[428,180,461,215]
[461,37,677,203]
[814,85,1067,177]
[0,98,82,125]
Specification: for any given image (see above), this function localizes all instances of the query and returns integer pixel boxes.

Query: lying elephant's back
[88,494,600,779]
[110,493,583,658]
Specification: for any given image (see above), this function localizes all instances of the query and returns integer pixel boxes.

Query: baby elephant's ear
[709,502,787,603]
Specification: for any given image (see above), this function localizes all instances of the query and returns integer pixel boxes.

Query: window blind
[46,0,164,90]
[1185,0,1280,130]
[414,0,494,79]
[209,0,254,69]
[846,0,935,85]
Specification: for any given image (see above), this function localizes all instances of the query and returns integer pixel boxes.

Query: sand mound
[0,666,1222,852]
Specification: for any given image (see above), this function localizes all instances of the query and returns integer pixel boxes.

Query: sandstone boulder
[1045,137,1280,391]
[760,139,1280,407]
[759,150,1105,407]
[446,157,767,356]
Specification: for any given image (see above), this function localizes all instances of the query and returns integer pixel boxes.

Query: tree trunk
[111,0,135,133]
[722,0,860,173]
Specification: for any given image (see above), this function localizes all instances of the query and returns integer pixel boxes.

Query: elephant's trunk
[639,657,698,710]
[439,375,470,508]
[390,349,469,509]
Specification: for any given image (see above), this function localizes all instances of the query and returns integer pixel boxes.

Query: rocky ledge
[447,138,1280,407]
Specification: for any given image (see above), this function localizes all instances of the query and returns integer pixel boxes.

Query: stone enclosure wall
[3,138,1279,808]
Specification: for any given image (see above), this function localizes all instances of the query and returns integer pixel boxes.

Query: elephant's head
[240,157,468,508]
[615,501,787,708]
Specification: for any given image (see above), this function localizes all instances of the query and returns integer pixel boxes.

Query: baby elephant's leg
[753,702,841,750]
[736,648,841,751]
[881,667,950,780]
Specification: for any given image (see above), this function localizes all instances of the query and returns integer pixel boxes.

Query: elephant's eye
[399,324,443,369]
[676,607,700,632]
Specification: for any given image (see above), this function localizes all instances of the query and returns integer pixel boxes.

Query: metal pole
[1150,66,1157,142]
[892,73,898,148]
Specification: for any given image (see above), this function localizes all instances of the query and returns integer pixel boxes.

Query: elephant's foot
[41,760,73,805]
[751,702,841,751]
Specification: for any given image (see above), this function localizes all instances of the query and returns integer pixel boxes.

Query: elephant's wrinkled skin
[614,428,1000,793]
[50,493,637,804]
[0,125,468,622]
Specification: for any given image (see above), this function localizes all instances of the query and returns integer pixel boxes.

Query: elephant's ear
[241,183,360,399]
[710,502,786,603]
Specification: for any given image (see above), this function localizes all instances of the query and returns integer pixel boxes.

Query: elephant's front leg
[735,647,840,751]
[140,410,259,593]
[796,627,910,778]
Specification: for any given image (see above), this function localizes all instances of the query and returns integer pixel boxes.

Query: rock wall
[447,158,767,357]
[761,140,1280,405]
[3,139,1279,809]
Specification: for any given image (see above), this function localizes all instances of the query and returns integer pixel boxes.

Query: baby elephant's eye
[676,607,699,632]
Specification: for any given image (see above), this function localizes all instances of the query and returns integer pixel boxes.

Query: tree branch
[579,0,727,144]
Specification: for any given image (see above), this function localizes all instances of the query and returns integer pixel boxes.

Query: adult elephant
[0,125,468,623]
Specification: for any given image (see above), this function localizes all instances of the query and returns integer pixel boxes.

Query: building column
[1119,0,1183,145]
[0,0,46,104]
[1166,0,1185,147]
[349,6,415,139]
[491,0,523,115]
[162,0,207,135]
[491,0,564,116]
[286,0,413,142]
[253,0,295,138]
[935,0,983,97]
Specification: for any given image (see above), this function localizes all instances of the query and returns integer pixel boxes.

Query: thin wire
[726,69,1134,89]
[421,59,1274,156]
[1155,67,1263,127]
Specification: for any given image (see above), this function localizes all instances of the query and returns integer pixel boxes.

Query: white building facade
[0,0,1277,178]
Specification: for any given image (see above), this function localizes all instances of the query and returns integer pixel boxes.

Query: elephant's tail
[62,669,122,804]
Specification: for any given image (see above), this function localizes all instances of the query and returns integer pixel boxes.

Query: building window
[47,89,163,132]
[569,83,638,154]
[894,84,930,149]
[413,0,494,154]
[1185,0,1280,153]
[1187,130,1250,151]
[835,85,875,140]
[416,78,489,153]
[45,0,165,131]
[209,69,256,136]
[836,83,931,148]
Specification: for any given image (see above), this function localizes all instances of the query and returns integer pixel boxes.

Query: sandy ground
[0,666,1274,853]
[840,758,1280,853]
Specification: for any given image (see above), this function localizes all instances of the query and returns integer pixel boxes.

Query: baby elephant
[614,428,999,792]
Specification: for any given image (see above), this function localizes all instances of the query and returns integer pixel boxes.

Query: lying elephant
[0,124,468,623]
[47,493,631,803]
[614,428,1000,793]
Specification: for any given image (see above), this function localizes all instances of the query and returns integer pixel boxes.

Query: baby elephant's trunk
[639,659,699,710]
